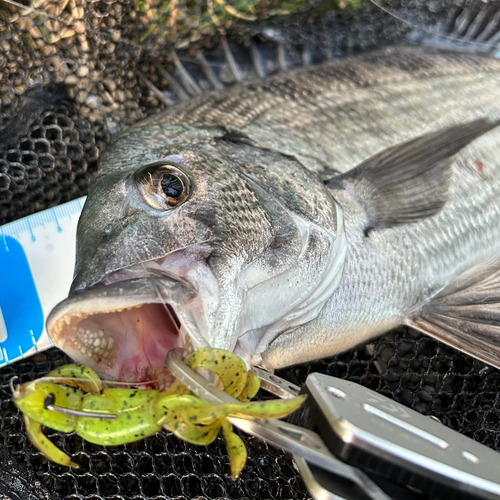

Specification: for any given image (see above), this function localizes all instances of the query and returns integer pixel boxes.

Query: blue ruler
[0,197,85,366]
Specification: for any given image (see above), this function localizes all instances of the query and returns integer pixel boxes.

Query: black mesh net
[2,0,500,499]
[1,329,498,500]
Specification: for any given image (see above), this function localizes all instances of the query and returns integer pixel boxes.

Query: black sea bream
[47,46,500,385]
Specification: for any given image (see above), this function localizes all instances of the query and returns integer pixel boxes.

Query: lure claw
[221,420,247,479]
[24,415,79,468]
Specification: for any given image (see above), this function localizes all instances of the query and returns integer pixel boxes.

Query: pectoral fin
[407,256,500,370]
[330,119,499,231]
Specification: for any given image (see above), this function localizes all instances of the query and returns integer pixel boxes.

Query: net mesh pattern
[0,103,110,225]
[0,329,498,500]
[2,0,500,498]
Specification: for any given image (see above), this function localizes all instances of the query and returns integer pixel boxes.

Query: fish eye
[137,164,190,210]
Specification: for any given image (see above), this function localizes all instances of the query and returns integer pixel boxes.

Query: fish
[47,45,500,386]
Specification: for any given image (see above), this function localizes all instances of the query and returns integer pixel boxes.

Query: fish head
[47,124,347,385]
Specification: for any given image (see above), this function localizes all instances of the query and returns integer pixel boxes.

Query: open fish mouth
[47,275,198,390]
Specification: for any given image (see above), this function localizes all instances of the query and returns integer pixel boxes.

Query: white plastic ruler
[0,197,85,366]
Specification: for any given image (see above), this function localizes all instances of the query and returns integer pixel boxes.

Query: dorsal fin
[329,119,500,232]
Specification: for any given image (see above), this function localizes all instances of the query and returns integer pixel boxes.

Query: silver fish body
[48,46,500,384]
[266,141,500,367]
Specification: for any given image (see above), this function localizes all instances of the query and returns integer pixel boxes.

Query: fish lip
[47,276,197,386]
[48,276,196,333]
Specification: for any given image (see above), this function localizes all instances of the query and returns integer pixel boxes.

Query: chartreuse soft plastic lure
[12,348,305,478]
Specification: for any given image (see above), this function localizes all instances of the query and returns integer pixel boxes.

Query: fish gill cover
[1,1,500,499]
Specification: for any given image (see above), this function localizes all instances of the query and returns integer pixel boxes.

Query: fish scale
[269,131,500,367]
[141,48,500,134]
[241,72,500,174]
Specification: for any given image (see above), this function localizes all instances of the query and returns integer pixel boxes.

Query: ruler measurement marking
[33,213,44,232]
[39,211,50,227]
[1,197,85,238]
[26,217,36,242]
[1,230,8,251]
[52,208,62,232]
[30,330,39,353]
[62,204,71,218]
[37,210,52,229]
[0,196,85,366]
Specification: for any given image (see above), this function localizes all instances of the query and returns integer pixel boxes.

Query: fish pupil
[161,174,183,199]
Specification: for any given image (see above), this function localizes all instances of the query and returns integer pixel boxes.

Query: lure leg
[156,393,247,478]
[187,348,248,398]
[157,392,306,480]
[23,415,79,468]
[164,348,259,400]
[156,394,220,445]
[46,364,103,394]
[186,348,260,400]
[194,394,307,424]
[221,419,247,479]
[237,371,260,402]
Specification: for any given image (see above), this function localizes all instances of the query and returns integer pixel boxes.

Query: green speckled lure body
[12,348,305,478]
